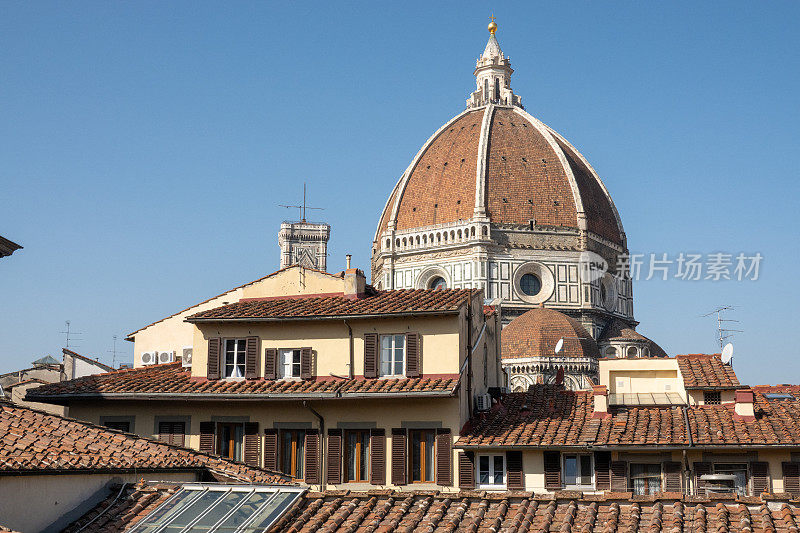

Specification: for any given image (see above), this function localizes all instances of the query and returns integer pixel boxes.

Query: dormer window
[224,339,247,378]
[380,334,405,377]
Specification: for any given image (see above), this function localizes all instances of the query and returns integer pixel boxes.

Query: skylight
[128,484,304,533]
[608,392,685,406]
[764,393,795,401]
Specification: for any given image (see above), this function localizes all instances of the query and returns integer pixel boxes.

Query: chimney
[345,254,352,269]
[592,384,611,419]
[344,267,366,300]
[734,389,755,420]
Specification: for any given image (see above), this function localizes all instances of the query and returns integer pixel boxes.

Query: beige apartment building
[30,265,503,492]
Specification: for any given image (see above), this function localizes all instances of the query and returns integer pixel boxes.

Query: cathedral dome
[502,307,600,360]
[375,103,625,247]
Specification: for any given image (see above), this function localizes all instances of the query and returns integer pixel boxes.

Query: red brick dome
[502,307,600,359]
[376,105,625,246]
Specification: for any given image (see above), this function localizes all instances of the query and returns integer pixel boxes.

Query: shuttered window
[263,429,278,471]
[435,429,451,486]
[543,451,561,490]
[783,462,800,496]
[300,347,314,380]
[207,338,221,380]
[223,339,247,378]
[507,451,524,490]
[477,454,506,489]
[751,461,769,495]
[391,428,407,485]
[243,422,260,466]
[564,453,593,488]
[158,421,186,446]
[663,461,682,493]
[458,451,475,489]
[406,332,421,378]
[630,463,661,495]
[263,348,278,380]
[244,337,259,379]
[279,429,306,480]
[610,461,628,492]
[345,430,370,483]
[594,451,611,490]
[327,429,343,485]
[199,421,215,454]
[304,431,320,484]
[364,333,378,379]
[409,429,436,483]
[217,422,244,461]
[370,429,386,485]
[380,334,405,377]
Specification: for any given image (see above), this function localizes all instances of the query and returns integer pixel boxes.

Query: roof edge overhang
[27,390,459,403]
[0,467,209,477]
[185,309,463,324]
[454,443,800,450]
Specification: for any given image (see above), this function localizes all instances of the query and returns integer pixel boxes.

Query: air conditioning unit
[476,393,492,411]
[181,347,193,367]
[158,351,175,364]
[141,352,157,366]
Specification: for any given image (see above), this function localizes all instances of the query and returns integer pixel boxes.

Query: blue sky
[1,2,798,383]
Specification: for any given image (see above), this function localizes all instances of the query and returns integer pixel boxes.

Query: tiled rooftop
[0,400,289,483]
[186,288,481,321]
[65,483,800,533]
[26,362,460,400]
[458,385,800,448]
[677,353,740,389]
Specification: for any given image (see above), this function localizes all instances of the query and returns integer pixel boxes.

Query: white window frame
[223,339,247,379]
[476,453,507,490]
[563,453,594,489]
[379,334,405,378]
[280,348,302,380]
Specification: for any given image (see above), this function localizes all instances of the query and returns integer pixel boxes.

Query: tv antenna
[701,306,743,352]
[279,183,324,222]
[60,320,82,349]
[107,335,124,369]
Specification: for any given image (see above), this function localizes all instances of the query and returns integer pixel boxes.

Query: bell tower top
[467,18,523,109]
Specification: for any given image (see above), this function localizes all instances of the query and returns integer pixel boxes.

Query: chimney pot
[346,254,352,269]
[734,388,755,420]
[592,384,611,419]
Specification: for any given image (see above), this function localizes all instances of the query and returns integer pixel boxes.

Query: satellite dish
[554,338,564,355]
[721,343,734,365]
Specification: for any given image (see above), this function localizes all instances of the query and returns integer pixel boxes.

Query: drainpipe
[343,320,354,379]
[303,400,325,491]
[682,405,693,494]
[466,296,474,415]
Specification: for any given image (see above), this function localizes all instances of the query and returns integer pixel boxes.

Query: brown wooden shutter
[172,422,185,447]
[364,333,378,378]
[664,461,682,493]
[594,451,611,490]
[751,461,769,495]
[263,429,278,471]
[207,338,221,380]
[244,422,260,466]
[507,451,524,490]
[304,430,320,484]
[543,451,561,490]
[406,332,421,378]
[435,429,452,486]
[370,429,386,485]
[245,337,259,379]
[158,421,171,443]
[327,429,342,485]
[264,348,278,380]
[694,462,712,495]
[300,347,313,380]
[610,461,628,492]
[458,451,475,489]
[199,421,215,454]
[391,428,407,485]
[783,462,800,496]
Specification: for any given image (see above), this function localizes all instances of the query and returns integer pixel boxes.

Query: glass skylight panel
[129,484,304,533]
[765,393,795,401]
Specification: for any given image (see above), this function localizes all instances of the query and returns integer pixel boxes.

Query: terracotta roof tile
[67,484,800,533]
[0,400,290,483]
[677,354,740,389]
[26,362,460,400]
[187,288,480,321]
[458,385,800,448]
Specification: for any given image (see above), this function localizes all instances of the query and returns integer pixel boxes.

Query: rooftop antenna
[701,306,743,352]
[60,320,82,349]
[107,335,123,369]
[278,183,324,222]
[721,342,734,366]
